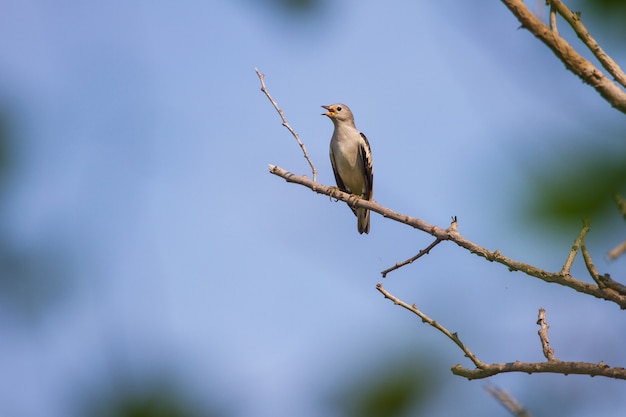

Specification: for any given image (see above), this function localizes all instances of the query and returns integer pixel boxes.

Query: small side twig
[255,68,317,181]
[581,244,602,286]
[548,2,558,34]
[607,240,626,261]
[485,384,532,417]
[560,219,589,275]
[376,283,485,368]
[582,244,626,295]
[597,275,626,296]
[537,308,557,361]
[381,238,442,277]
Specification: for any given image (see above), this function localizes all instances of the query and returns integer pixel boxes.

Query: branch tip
[255,68,318,181]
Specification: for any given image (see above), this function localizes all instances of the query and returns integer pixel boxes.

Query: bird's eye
[337,106,342,111]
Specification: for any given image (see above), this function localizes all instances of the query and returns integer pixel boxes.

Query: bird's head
[321,104,353,123]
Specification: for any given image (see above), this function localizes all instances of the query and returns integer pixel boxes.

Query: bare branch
[255,68,318,181]
[581,244,603,285]
[582,244,626,295]
[378,282,626,380]
[500,0,626,114]
[381,238,442,278]
[597,275,626,296]
[452,360,626,380]
[376,283,485,368]
[560,219,589,275]
[537,308,557,361]
[548,3,558,34]
[608,240,626,261]
[269,165,626,308]
[549,0,626,88]
[485,384,532,417]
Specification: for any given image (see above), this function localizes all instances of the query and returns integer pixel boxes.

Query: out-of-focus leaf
[80,372,229,417]
[524,145,626,227]
[580,0,626,15]
[576,0,626,38]
[330,352,442,417]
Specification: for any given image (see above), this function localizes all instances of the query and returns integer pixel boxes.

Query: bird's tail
[357,208,370,234]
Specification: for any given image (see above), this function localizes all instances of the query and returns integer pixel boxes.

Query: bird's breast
[330,133,365,195]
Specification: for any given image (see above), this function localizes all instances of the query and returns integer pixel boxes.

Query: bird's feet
[348,194,365,209]
[328,186,341,201]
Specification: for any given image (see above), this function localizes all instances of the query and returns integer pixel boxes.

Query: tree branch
[560,220,589,275]
[269,164,626,308]
[255,68,318,181]
[452,360,626,380]
[608,240,626,262]
[376,283,485,368]
[581,244,602,286]
[536,308,556,361]
[485,384,532,417]
[378,284,626,380]
[500,0,626,114]
[381,237,443,278]
[581,244,626,295]
[549,0,626,88]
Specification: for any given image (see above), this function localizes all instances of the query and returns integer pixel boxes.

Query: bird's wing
[330,146,349,193]
[358,132,374,200]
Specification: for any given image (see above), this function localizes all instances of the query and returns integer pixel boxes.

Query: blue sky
[0,1,625,416]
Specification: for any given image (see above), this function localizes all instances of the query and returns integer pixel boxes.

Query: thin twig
[549,0,626,88]
[582,244,626,294]
[560,219,589,275]
[269,165,626,308]
[548,2,558,34]
[537,308,557,361]
[255,68,317,181]
[597,274,626,296]
[485,384,532,417]
[376,283,485,368]
[581,244,602,286]
[381,238,442,277]
[607,240,626,261]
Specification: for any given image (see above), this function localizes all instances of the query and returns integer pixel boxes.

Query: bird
[322,103,374,234]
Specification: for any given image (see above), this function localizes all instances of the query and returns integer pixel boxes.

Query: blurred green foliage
[580,0,626,16]
[525,144,626,228]
[81,374,229,417]
[330,353,442,417]
[577,0,626,38]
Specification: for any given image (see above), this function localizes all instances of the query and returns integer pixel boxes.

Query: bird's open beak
[321,105,334,117]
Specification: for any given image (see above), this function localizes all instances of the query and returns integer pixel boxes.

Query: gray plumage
[322,103,374,234]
